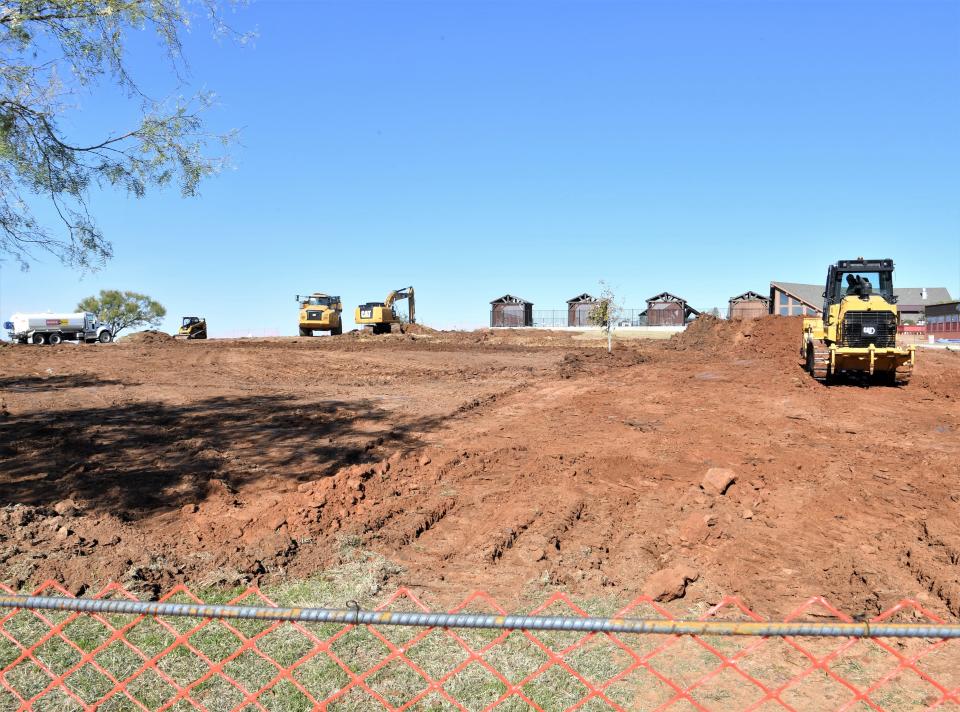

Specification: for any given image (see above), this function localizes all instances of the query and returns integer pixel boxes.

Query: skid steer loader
[175,316,207,340]
[801,258,914,384]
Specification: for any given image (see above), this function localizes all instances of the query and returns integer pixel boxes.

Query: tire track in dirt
[902,518,960,616]
[4,326,960,618]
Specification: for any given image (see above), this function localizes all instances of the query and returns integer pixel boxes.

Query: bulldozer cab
[823,259,895,313]
[182,316,202,328]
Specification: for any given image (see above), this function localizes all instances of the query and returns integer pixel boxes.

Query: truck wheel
[98,330,113,343]
[47,333,62,345]
[332,324,342,336]
[299,327,312,337]
[31,333,46,345]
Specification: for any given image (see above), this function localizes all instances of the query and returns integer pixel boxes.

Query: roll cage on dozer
[801,258,914,385]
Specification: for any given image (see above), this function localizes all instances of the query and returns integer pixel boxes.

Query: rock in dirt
[642,564,699,602]
[53,499,79,517]
[678,512,715,545]
[702,467,737,495]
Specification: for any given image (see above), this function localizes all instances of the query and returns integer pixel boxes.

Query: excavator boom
[356,286,415,333]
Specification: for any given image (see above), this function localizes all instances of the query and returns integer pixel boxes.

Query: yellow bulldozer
[355,286,415,335]
[175,316,207,340]
[297,293,343,336]
[801,258,914,384]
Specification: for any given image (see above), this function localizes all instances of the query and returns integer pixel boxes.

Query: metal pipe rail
[2,594,958,639]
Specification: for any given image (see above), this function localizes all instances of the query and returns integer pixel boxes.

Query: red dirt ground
[2,321,959,617]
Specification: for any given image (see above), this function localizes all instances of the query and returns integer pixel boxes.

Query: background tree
[0,0,242,269]
[588,280,621,354]
[78,289,165,336]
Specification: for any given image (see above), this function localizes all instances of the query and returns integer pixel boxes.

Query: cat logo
[862,326,877,335]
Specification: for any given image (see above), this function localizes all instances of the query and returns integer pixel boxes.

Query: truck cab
[297,293,343,336]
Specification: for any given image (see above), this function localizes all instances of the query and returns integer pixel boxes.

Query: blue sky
[3,0,959,335]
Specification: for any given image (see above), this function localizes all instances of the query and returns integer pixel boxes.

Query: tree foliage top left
[0,0,241,269]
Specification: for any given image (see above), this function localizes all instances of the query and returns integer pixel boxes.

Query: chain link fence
[532,309,651,328]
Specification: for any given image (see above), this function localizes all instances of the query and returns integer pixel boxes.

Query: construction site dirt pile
[669,315,801,358]
[1,330,958,618]
[400,323,440,335]
[121,330,174,344]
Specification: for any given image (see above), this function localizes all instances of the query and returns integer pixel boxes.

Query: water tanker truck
[4,312,113,345]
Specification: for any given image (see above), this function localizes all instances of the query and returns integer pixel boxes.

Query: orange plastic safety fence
[1,580,958,711]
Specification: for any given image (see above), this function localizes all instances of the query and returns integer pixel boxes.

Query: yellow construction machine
[175,316,207,340]
[297,293,343,336]
[355,286,415,335]
[801,258,914,384]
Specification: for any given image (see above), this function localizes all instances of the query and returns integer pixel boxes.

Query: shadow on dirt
[0,374,129,392]
[0,393,445,518]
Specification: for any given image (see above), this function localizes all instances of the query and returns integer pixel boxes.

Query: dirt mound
[733,315,802,359]
[668,315,741,353]
[401,323,439,335]
[914,349,960,399]
[121,330,174,344]
[669,315,801,359]
[558,347,646,377]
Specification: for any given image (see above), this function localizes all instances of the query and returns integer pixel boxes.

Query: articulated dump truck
[296,293,343,336]
[801,258,914,385]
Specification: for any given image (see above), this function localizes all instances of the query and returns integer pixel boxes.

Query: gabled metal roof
[566,293,598,304]
[645,291,687,304]
[770,282,953,310]
[645,292,700,317]
[489,294,532,305]
[769,282,824,309]
[729,290,771,304]
[894,288,952,305]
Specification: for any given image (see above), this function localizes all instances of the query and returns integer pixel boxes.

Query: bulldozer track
[893,361,912,385]
[807,342,830,382]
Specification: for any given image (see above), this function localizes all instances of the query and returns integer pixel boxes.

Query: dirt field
[2,319,959,618]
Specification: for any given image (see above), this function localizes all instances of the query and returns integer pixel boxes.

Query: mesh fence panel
[2,580,958,711]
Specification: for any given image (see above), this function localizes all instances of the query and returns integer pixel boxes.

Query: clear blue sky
[3,0,959,335]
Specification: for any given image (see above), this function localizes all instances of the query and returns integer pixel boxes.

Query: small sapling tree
[589,281,621,354]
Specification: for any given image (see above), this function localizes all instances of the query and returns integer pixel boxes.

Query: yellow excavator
[297,293,343,336]
[355,286,415,334]
[175,316,207,340]
[801,258,914,384]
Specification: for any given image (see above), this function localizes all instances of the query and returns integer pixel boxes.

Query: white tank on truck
[5,312,113,345]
